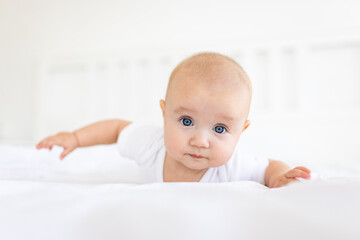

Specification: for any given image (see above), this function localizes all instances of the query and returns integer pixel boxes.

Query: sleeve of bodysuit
[227,146,269,185]
[116,123,163,166]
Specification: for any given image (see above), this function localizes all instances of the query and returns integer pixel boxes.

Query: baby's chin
[178,156,208,170]
[182,157,228,170]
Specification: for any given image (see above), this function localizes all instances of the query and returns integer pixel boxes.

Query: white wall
[1,0,360,164]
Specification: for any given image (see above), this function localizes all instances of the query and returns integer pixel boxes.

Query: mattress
[0,144,359,240]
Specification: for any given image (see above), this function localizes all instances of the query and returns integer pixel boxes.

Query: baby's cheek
[164,129,185,156]
[212,142,236,166]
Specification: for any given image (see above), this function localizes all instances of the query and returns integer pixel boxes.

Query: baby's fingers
[36,138,54,150]
[293,166,311,174]
[286,167,311,179]
[60,147,74,160]
[272,176,299,188]
[36,136,63,150]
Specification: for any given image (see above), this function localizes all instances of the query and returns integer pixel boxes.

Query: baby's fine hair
[166,52,252,100]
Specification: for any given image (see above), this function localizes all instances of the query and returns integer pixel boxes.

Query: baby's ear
[242,120,251,132]
[160,99,166,117]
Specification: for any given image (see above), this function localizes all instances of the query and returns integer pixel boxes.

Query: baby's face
[160,68,251,170]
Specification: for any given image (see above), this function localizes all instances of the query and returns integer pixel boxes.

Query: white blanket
[1,144,360,240]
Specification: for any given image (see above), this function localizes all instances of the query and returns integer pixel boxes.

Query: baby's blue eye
[181,117,193,126]
[214,126,226,134]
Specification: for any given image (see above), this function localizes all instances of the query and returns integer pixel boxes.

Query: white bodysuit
[117,123,269,184]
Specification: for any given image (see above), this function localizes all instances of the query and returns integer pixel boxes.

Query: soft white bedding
[0,144,140,184]
[1,144,360,240]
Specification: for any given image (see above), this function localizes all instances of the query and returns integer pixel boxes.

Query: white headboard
[36,38,360,165]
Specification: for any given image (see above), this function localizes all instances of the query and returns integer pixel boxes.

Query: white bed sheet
[0,144,140,183]
[0,144,360,240]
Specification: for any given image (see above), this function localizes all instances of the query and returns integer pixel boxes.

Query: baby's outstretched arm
[265,160,311,188]
[36,119,131,160]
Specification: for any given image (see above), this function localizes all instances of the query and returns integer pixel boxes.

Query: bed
[2,36,360,239]
[1,144,360,240]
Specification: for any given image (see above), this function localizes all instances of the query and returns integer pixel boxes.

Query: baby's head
[160,52,252,170]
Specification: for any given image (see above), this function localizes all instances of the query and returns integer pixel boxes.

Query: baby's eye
[213,125,227,134]
[180,117,193,126]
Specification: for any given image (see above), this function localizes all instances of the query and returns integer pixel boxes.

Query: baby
[36,52,311,188]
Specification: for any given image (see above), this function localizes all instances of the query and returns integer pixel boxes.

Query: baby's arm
[36,119,131,160]
[265,160,311,188]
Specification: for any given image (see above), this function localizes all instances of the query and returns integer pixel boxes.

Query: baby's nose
[189,131,210,149]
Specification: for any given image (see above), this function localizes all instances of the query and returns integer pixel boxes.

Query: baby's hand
[272,166,311,188]
[36,132,79,160]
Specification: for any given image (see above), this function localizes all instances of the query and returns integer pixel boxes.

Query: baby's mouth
[188,154,205,159]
